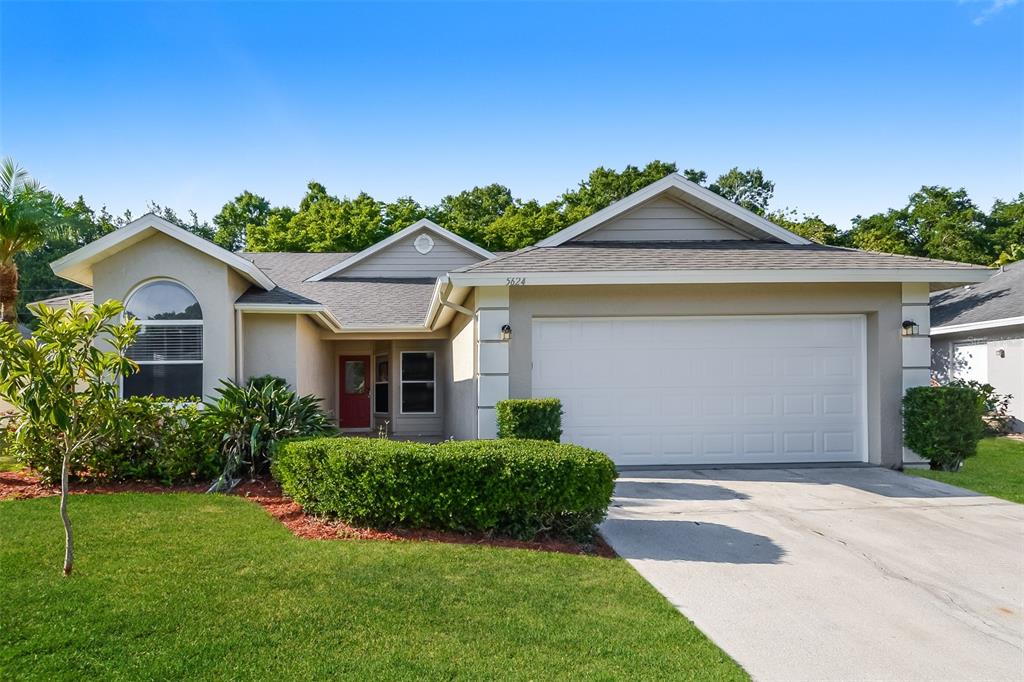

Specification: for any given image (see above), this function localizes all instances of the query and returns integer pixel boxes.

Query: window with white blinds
[123,281,203,399]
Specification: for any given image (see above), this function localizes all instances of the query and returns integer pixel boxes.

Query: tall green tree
[708,167,775,215]
[987,193,1023,265]
[560,161,679,224]
[767,209,842,245]
[435,184,517,246]
[212,191,272,251]
[0,158,67,325]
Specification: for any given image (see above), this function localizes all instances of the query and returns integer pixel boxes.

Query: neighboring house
[48,174,991,467]
[931,260,1023,432]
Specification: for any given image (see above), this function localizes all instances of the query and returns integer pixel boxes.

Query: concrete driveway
[601,467,1024,681]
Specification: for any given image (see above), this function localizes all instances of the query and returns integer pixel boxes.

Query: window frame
[374,353,390,415]
[399,350,436,415]
[120,278,204,400]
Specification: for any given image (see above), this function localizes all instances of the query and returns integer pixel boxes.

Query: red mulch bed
[0,470,615,558]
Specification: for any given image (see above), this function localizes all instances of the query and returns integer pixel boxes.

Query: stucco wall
[446,292,477,439]
[244,314,298,388]
[92,232,247,400]
[296,316,336,417]
[932,326,1024,432]
[507,282,904,467]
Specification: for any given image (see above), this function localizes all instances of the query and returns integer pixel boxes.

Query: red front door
[339,356,371,429]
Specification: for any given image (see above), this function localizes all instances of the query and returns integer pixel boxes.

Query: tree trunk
[60,448,74,576]
[0,261,19,325]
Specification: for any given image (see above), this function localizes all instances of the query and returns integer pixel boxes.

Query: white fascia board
[448,268,994,288]
[931,316,1024,336]
[234,303,343,332]
[51,213,276,290]
[424,276,447,329]
[535,174,812,247]
[305,219,495,282]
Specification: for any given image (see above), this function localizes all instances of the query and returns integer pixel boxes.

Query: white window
[374,355,389,414]
[123,280,203,399]
[400,351,435,414]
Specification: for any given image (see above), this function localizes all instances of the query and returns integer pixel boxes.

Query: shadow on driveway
[602,518,784,564]
[613,480,750,502]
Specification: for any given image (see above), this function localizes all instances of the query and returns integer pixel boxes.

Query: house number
[506,277,527,286]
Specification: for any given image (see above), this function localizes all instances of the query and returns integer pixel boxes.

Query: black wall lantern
[500,324,512,341]
[901,320,920,337]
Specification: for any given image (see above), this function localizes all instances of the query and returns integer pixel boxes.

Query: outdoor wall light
[901,320,920,337]
[500,324,512,341]
[997,349,1006,358]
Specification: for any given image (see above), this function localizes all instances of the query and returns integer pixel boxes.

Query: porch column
[901,282,932,466]
[476,286,510,439]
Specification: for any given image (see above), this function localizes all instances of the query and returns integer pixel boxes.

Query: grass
[907,436,1024,504]
[0,493,746,681]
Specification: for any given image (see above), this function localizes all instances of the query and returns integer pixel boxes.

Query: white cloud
[966,0,1020,25]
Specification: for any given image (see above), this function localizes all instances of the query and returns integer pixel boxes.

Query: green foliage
[496,398,563,441]
[707,167,774,215]
[205,378,336,492]
[212,190,272,251]
[767,209,842,245]
[903,385,985,472]
[9,398,218,485]
[273,437,617,540]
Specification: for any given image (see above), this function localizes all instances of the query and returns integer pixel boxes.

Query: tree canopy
[11,159,1022,324]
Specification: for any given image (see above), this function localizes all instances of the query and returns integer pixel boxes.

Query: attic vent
[414,234,434,255]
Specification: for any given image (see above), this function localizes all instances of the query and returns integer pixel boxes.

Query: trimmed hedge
[903,385,985,471]
[272,437,616,540]
[496,398,563,441]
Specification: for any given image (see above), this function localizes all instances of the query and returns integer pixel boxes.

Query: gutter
[436,276,473,317]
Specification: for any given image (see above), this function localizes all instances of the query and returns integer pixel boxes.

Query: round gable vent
[414,233,434,255]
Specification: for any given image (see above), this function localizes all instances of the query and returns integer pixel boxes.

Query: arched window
[123,280,203,399]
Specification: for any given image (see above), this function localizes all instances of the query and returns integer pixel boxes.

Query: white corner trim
[930,316,1024,336]
[50,213,276,290]
[535,173,812,247]
[447,267,993,288]
[305,219,495,282]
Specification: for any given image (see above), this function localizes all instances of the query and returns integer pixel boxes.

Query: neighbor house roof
[50,214,276,290]
[29,291,94,310]
[930,260,1024,335]
[236,252,440,329]
[449,242,992,289]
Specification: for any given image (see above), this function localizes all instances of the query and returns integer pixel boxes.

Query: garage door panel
[532,316,866,465]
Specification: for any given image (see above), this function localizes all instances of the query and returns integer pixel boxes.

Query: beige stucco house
[48,174,991,468]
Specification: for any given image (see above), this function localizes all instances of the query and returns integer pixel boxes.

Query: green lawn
[0,493,745,681]
[908,436,1024,504]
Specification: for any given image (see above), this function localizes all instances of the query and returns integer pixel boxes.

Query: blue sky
[2,1,1022,231]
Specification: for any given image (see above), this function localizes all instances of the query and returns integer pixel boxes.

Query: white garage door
[532,315,867,465]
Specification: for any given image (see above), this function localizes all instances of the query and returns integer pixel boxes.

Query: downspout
[234,308,244,383]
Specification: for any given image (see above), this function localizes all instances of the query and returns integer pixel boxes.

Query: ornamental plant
[903,385,985,472]
[0,300,138,576]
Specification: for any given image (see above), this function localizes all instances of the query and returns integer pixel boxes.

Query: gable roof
[451,241,992,289]
[930,260,1024,333]
[305,219,495,282]
[536,173,812,247]
[50,214,276,290]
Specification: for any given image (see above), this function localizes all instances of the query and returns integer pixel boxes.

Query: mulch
[0,469,616,558]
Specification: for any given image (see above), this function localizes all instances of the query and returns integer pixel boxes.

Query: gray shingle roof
[930,260,1023,327]
[237,252,437,327]
[30,291,94,309]
[457,242,993,273]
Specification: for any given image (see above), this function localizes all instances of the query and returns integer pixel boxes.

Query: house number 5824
[506,277,527,286]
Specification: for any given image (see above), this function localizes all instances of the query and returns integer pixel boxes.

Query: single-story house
[931,260,1023,432]
[48,173,991,467]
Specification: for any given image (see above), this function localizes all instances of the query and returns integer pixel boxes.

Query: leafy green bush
[496,398,563,441]
[9,398,218,485]
[272,437,616,540]
[205,378,336,492]
[903,385,985,471]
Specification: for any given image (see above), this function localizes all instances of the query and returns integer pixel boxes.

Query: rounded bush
[272,437,617,540]
[903,385,985,471]
[496,398,563,441]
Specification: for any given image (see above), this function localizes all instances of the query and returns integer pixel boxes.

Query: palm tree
[0,158,63,324]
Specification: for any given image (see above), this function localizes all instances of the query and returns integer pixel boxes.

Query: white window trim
[374,353,390,415]
[121,278,204,399]
[399,350,436,415]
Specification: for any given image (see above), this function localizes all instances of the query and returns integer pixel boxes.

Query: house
[48,173,991,467]
[931,260,1023,432]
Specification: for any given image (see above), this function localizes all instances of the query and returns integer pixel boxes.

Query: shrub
[903,385,985,472]
[9,398,218,485]
[496,398,563,441]
[272,437,616,540]
[205,379,336,492]
[950,379,1014,435]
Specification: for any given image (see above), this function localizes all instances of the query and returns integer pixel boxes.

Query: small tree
[0,300,137,575]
